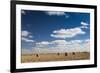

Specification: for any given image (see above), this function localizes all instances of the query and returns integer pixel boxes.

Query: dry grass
[21,52,90,63]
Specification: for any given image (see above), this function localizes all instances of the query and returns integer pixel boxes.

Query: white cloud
[21,30,34,43]
[51,40,67,44]
[22,49,33,54]
[22,37,34,43]
[29,35,33,38]
[22,30,30,37]
[23,39,90,54]
[81,21,88,26]
[39,41,50,45]
[51,40,71,46]
[35,40,70,48]
[85,39,90,42]
[51,28,85,39]
[45,11,70,19]
[80,21,89,29]
[36,41,50,48]
[21,10,26,15]
[45,11,66,16]
[80,26,88,29]
[70,40,83,44]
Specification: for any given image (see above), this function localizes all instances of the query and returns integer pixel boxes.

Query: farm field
[21,52,90,63]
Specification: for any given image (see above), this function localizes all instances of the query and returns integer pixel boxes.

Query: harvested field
[21,52,90,63]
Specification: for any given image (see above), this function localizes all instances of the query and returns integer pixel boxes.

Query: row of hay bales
[21,52,90,63]
[22,52,87,57]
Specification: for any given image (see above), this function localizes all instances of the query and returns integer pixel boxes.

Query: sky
[21,10,90,54]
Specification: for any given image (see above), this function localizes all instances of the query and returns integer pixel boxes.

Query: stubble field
[21,52,90,63]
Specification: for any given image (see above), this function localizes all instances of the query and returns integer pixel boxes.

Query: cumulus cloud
[21,39,90,54]
[38,41,50,45]
[21,30,34,43]
[70,40,83,43]
[80,26,88,29]
[51,40,67,45]
[45,11,66,16]
[35,40,70,49]
[81,21,88,26]
[80,21,89,29]
[22,37,34,43]
[29,35,33,38]
[22,30,31,37]
[51,28,85,39]
[45,11,69,18]
[36,41,50,48]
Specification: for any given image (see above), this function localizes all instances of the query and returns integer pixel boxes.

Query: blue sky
[21,10,90,54]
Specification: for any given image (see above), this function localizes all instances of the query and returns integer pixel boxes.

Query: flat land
[21,52,90,63]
